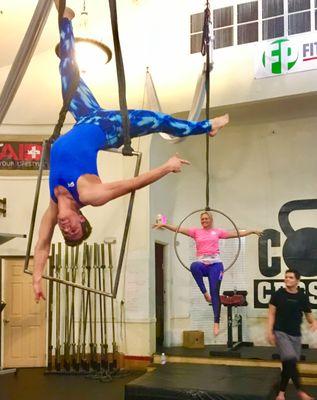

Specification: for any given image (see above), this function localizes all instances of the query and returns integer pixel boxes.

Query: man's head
[285,269,300,289]
[57,209,92,247]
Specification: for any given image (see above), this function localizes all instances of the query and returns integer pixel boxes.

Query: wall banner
[254,199,317,309]
[255,35,317,78]
[0,140,47,171]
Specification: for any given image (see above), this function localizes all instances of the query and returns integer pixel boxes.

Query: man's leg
[207,262,223,336]
[190,262,210,302]
[59,17,101,121]
[127,110,229,141]
[274,331,313,400]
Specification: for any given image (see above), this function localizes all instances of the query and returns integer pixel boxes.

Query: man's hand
[33,277,46,303]
[309,320,317,332]
[267,331,276,345]
[165,154,190,173]
[253,230,263,237]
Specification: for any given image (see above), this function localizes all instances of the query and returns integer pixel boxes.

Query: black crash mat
[125,363,280,400]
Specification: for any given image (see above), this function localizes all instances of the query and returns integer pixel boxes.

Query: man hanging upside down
[32,2,229,302]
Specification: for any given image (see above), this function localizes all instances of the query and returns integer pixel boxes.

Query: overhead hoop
[173,208,241,273]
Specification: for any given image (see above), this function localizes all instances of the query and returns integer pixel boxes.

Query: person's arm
[305,312,317,331]
[152,222,191,237]
[80,154,190,206]
[267,303,277,345]
[225,229,262,239]
[33,201,58,302]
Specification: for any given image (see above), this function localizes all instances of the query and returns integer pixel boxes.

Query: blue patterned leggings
[58,18,211,148]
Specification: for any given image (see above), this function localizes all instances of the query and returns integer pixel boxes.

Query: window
[190,12,204,54]
[237,2,259,44]
[262,0,284,39]
[213,7,234,49]
[288,0,311,35]
[190,1,317,54]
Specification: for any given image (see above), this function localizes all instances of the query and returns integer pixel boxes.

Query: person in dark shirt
[268,269,317,400]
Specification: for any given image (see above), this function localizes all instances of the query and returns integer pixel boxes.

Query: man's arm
[33,201,58,302]
[225,229,262,239]
[80,154,190,206]
[267,304,277,345]
[305,312,317,331]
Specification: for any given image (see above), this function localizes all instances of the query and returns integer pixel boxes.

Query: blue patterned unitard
[49,18,212,205]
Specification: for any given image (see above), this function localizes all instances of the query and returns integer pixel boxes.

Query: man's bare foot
[54,1,75,19]
[276,391,285,400]
[209,113,229,137]
[297,390,314,400]
[204,292,211,303]
[213,323,220,336]
[64,7,75,20]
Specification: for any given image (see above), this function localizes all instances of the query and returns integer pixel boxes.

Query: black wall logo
[255,199,317,308]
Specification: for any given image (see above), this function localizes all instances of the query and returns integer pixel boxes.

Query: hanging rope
[201,1,212,210]
[173,1,241,274]
[108,0,133,156]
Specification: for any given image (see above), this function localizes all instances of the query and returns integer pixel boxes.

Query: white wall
[150,92,317,348]
[1,0,317,357]
[2,0,317,125]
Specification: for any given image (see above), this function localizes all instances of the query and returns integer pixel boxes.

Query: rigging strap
[108,0,134,156]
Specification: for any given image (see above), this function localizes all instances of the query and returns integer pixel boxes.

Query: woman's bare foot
[213,323,220,336]
[297,390,314,400]
[204,292,211,303]
[276,391,285,400]
[209,114,229,137]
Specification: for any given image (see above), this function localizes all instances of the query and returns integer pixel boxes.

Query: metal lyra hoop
[173,208,241,273]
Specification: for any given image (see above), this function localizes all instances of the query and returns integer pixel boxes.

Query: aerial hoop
[173,208,241,273]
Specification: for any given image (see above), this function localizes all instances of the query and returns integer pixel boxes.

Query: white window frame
[213,6,235,49]
[236,1,259,44]
[191,0,317,53]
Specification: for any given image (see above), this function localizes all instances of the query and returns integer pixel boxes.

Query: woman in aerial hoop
[32,3,229,302]
[153,211,261,335]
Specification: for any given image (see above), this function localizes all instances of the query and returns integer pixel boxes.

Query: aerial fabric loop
[108,0,133,156]
[0,0,53,125]
[58,0,66,28]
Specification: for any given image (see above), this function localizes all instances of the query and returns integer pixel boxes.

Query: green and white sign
[255,35,317,78]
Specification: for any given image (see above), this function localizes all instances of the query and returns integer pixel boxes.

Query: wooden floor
[0,368,143,400]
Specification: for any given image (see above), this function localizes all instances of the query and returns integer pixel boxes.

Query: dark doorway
[155,243,165,348]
